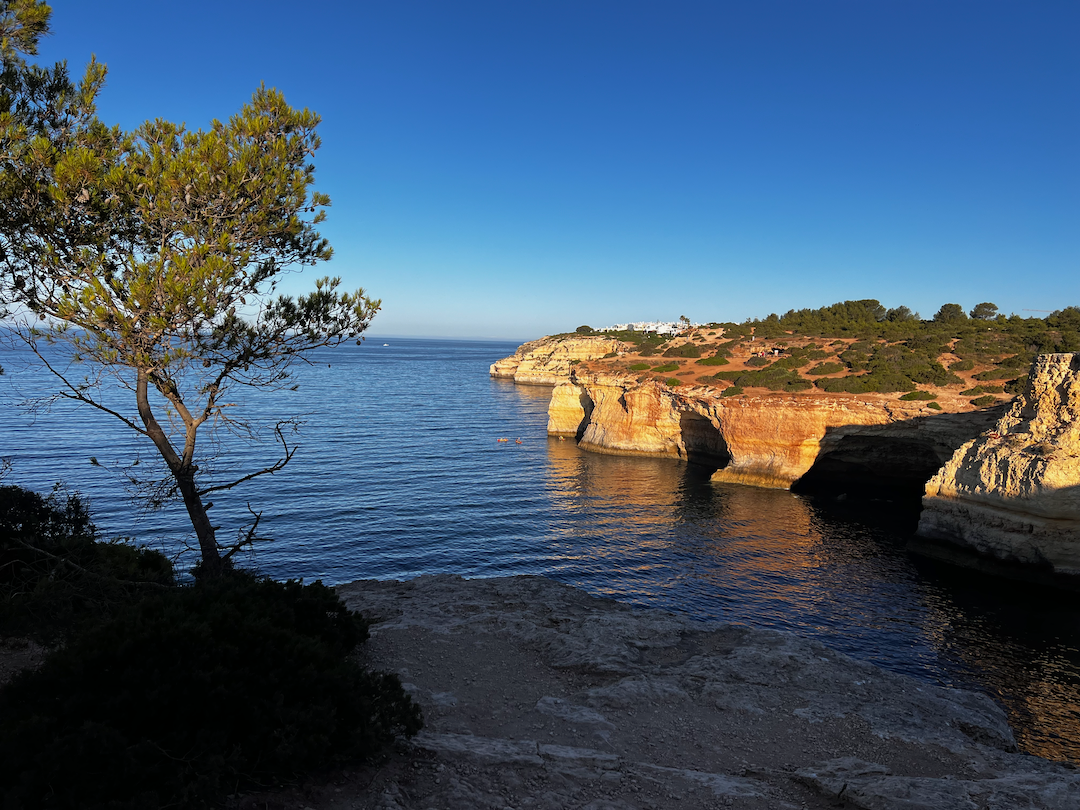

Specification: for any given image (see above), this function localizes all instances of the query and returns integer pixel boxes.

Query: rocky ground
[241,575,1079,810]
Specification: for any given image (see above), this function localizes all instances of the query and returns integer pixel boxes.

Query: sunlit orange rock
[489,336,627,385]
[919,353,1080,578]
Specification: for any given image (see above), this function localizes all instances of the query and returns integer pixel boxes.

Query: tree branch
[195,422,297,497]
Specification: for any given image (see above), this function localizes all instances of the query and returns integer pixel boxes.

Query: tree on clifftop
[933,303,967,323]
[0,2,379,577]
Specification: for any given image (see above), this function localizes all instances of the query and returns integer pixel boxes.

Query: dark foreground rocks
[251,574,1079,809]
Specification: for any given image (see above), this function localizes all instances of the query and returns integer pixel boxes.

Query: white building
[605,319,699,335]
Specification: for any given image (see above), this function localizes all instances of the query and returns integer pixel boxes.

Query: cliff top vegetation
[565,299,1080,409]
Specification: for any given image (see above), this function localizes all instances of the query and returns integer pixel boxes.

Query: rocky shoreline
[248,575,1080,809]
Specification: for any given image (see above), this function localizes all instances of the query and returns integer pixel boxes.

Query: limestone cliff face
[918,354,1080,577]
[549,373,1000,493]
[490,336,627,386]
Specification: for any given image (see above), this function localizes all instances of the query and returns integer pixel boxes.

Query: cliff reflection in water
[540,436,1080,764]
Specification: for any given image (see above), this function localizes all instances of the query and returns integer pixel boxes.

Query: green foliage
[745,356,771,367]
[949,359,975,371]
[713,366,812,393]
[934,303,968,323]
[961,385,1004,396]
[899,390,937,401]
[0,1,51,63]
[651,362,679,373]
[807,361,845,375]
[0,484,174,641]
[575,325,595,334]
[884,305,918,322]
[926,401,943,410]
[602,351,618,359]
[628,362,651,371]
[665,378,683,387]
[969,302,999,320]
[767,299,887,336]
[662,343,701,358]
[0,572,422,809]
[0,11,379,576]
[971,395,999,407]
[770,355,808,370]
[720,385,743,397]
[1004,377,1026,394]
[569,359,580,365]
[694,354,730,366]
[996,354,1028,369]
[815,368,917,394]
[973,368,1018,381]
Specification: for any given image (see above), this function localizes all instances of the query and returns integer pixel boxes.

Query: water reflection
[910,561,1080,763]
[539,432,1080,764]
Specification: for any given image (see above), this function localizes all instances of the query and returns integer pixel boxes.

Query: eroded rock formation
[918,353,1080,578]
[490,335,628,385]
[549,373,1000,493]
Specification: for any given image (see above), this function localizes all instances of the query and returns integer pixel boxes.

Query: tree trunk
[174,466,223,578]
[135,367,223,577]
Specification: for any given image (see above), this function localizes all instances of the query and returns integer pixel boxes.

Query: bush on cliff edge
[0,568,422,809]
[0,484,175,642]
[0,484,422,807]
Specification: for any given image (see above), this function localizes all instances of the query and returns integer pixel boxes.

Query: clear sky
[35,1,1080,340]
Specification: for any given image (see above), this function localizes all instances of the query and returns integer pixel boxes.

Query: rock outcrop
[490,335,628,385]
[328,574,1080,810]
[918,353,1080,579]
[549,373,1001,493]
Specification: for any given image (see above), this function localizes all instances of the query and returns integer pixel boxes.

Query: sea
[1,335,1078,763]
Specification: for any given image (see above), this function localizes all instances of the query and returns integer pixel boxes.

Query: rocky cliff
[918,353,1080,579]
[490,335,628,385]
[549,373,1001,494]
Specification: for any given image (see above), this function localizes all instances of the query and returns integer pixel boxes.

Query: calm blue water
[1,336,1078,762]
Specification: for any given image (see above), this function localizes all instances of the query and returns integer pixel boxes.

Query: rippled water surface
[2,336,1078,762]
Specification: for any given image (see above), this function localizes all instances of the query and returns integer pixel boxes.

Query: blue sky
[36,1,1080,340]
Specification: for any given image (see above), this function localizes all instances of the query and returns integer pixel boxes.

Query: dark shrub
[720,385,743,397]
[927,402,943,410]
[949,359,975,371]
[971,395,999,407]
[807,361,844,375]
[745,356,770,367]
[695,355,730,366]
[0,485,174,641]
[899,390,936,401]
[628,362,650,371]
[1004,377,1026,394]
[662,343,701,358]
[973,368,1017,381]
[651,362,679,373]
[815,375,870,394]
[665,378,683,387]
[0,574,422,809]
